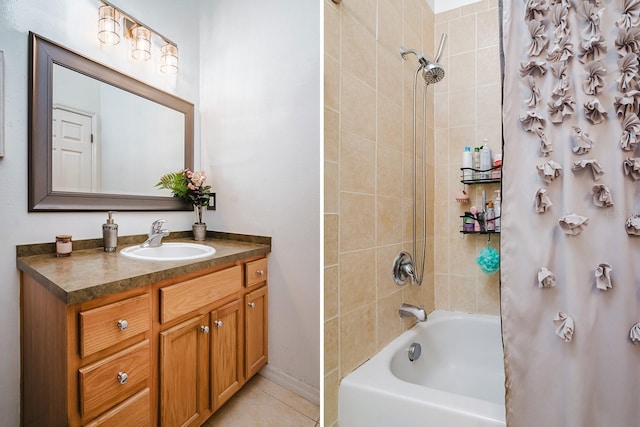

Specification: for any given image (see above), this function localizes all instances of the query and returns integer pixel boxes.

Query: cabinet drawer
[79,340,150,418]
[84,388,151,427]
[161,266,242,323]
[80,294,150,358]
[245,258,268,287]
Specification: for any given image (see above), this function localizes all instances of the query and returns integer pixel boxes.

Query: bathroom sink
[120,242,216,262]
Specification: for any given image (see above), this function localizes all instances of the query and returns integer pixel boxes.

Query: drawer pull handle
[214,320,223,328]
[256,269,265,276]
[248,302,255,309]
[117,372,128,384]
[200,325,210,334]
[117,320,129,331]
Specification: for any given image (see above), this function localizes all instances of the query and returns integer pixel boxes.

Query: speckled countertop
[16,231,271,305]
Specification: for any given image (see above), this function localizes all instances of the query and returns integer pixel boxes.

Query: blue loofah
[477,246,500,275]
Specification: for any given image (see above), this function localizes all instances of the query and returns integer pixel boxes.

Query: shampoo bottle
[486,201,495,231]
[103,211,118,252]
[480,139,492,179]
[462,146,473,181]
[472,147,481,180]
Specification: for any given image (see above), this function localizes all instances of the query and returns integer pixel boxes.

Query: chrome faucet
[141,219,170,248]
[399,303,428,322]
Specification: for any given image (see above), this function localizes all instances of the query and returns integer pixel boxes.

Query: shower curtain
[501,1,640,426]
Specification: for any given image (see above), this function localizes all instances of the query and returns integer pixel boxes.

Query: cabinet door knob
[248,302,255,309]
[117,371,128,384]
[200,325,210,334]
[256,269,264,276]
[214,320,223,328]
[117,320,128,331]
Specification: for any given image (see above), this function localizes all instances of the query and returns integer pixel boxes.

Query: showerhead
[422,61,445,85]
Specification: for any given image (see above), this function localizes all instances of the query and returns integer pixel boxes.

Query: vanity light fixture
[97,0,179,73]
[130,25,151,61]
[97,5,121,45]
[160,44,179,74]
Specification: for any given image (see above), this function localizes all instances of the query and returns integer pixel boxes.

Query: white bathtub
[339,310,506,427]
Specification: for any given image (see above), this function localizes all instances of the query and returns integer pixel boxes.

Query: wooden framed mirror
[28,32,194,211]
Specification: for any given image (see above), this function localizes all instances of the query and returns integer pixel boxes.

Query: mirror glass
[29,32,194,211]
[52,65,185,196]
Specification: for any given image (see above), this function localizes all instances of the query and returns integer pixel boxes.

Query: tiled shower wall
[433,1,502,314]
[323,0,435,425]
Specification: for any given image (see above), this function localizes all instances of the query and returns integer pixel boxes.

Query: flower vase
[193,205,207,241]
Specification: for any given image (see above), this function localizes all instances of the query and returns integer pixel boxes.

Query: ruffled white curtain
[501,1,640,425]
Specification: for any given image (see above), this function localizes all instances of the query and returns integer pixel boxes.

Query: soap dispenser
[103,211,118,252]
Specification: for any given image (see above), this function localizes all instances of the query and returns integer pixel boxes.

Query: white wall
[0,0,200,424]
[198,0,321,395]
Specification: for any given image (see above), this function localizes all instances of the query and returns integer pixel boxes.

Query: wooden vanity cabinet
[160,313,211,427]
[245,285,268,378]
[21,255,268,427]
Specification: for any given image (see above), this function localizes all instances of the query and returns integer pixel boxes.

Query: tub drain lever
[408,342,422,362]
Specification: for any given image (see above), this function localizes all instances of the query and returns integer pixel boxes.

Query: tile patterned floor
[202,374,320,426]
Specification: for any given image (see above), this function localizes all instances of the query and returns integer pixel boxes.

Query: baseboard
[258,364,320,405]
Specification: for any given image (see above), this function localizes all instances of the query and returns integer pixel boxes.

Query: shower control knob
[117,320,128,331]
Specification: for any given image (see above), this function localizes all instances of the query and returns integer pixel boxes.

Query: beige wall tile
[433,236,449,275]
[449,52,477,92]
[340,131,375,194]
[324,370,339,426]
[477,84,502,127]
[450,235,478,276]
[341,73,376,141]
[377,145,403,197]
[325,108,339,162]
[377,196,403,245]
[378,46,403,103]
[339,303,376,375]
[477,269,500,314]
[435,7,461,24]
[403,0,423,40]
[342,0,377,36]
[434,273,450,309]
[377,291,403,349]
[448,14,476,54]
[340,192,375,252]
[325,55,340,112]
[340,249,376,314]
[377,93,403,151]
[378,0,403,53]
[324,317,339,373]
[450,274,477,312]
[423,7,435,59]
[434,91,449,130]
[449,126,477,166]
[461,0,488,15]
[325,214,339,266]
[325,161,339,214]
[477,8,499,49]
[325,265,339,320]
[403,25,422,52]
[325,0,341,61]
[449,88,476,128]
[342,11,377,89]
[477,45,500,87]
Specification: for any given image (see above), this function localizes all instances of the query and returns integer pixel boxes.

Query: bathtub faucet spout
[399,303,427,322]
